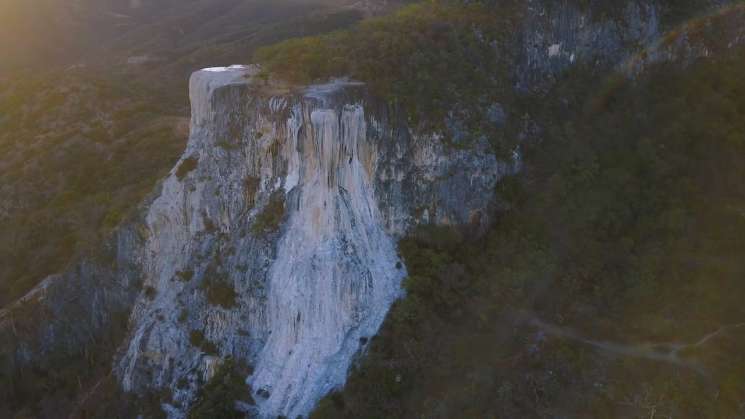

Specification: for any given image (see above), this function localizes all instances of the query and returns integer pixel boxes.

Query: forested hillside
[251,0,745,417]
[312,45,745,418]
[0,72,186,306]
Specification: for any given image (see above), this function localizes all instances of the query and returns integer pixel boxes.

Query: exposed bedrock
[114,65,513,418]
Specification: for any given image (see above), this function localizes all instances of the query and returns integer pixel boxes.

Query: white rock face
[114,66,512,418]
[250,104,404,417]
[548,43,562,57]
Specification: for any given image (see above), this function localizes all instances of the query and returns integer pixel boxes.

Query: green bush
[251,192,286,236]
[189,330,218,355]
[243,176,260,209]
[176,156,199,180]
[188,359,254,419]
[201,278,238,309]
[175,270,194,282]
[178,309,189,323]
[0,73,185,307]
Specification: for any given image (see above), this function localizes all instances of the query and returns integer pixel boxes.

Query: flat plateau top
[191,64,363,99]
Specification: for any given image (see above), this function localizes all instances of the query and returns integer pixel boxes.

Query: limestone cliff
[112,65,512,418]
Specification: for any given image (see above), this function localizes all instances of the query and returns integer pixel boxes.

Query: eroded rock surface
[114,65,512,418]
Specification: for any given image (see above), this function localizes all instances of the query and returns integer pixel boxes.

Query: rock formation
[113,65,512,417]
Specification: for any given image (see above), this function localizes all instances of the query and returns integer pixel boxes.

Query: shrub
[255,0,519,143]
[175,270,194,282]
[102,207,124,230]
[175,156,199,180]
[243,176,260,209]
[202,213,218,233]
[189,330,218,355]
[177,309,189,323]
[251,192,286,236]
[201,278,238,309]
[188,359,254,419]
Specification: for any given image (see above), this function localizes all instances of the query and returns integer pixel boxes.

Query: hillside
[314,22,745,419]
[2,1,745,418]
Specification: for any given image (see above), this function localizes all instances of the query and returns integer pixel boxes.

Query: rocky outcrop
[515,0,745,89]
[0,218,143,374]
[113,65,513,418]
[623,2,745,74]
[514,0,660,92]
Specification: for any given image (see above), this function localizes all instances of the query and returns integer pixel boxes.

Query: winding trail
[523,313,745,376]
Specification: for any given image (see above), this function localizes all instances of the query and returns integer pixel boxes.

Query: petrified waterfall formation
[115,65,508,418]
[249,90,405,416]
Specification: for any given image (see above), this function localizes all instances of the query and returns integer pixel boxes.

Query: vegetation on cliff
[256,0,521,150]
[251,192,287,236]
[188,360,254,419]
[255,0,725,148]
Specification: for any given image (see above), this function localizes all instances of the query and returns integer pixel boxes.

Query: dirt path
[523,313,745,376]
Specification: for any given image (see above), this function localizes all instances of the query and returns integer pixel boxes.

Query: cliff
[113,65,511,418]
[0,65,508,419]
